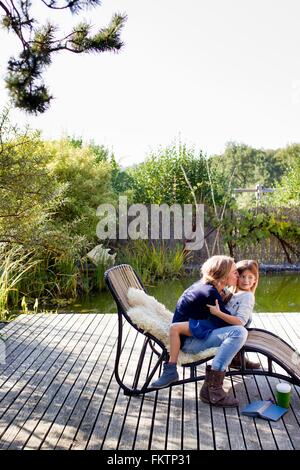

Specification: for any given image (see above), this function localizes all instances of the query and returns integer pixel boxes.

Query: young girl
[151,259,259,389]
[206,259,259,329]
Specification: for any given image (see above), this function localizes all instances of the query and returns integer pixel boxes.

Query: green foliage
[2,103,300,318]
[0,108,59,245]
[117,240,190,285]
[0,110,114,247]
[89,143,111,163]
[1,1,127,113]
[0,246,41,320]
[0,109,119,317]
[68,136,83,149]
[110,156,134,196]
[127,143,219,206]
[273,144,300,172]
[123,141,300,212]
[270,165,300,208]
[210,142,287,192]
[221,208,300,262]
[45,139,114,240]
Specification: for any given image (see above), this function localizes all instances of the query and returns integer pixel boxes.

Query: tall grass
[15,253,80,303]
[0,246,40,321]
[86,243,116,291]
[0,244,84,320]
[117,240,190,285]
[0,239,189,321]
[0,240,119,319]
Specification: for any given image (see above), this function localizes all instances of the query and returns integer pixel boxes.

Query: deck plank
[242,368,277,449]
[166,386,184,450]
[196,371,215,450]
[132,353,160,451]
[41,314,112,449]
[133,393,156,450]
[0,314,79,446]
[251,314,293,450]
[231,375,261,450]
[128,347,159,450]
[100,328,146,450]
[23,314,101,450]
[55,315,118,450]
[1,312,300,450]
[148,383,169,450]
[68,315,120,450]
[86,324,139,450]
[182,371,199,450]
[256,314,300,450]
[224,376,246,450]
[0,314,38,338]
[7,314,96,449]
[116,333,157,451]
[1,314,60,381]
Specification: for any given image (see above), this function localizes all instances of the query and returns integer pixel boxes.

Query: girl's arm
[206,299,243,325]
[230,293,254,326]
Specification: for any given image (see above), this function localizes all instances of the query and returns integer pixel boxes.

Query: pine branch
[0,0,127,113]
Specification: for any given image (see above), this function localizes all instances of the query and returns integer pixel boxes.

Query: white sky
[1,0,300,166]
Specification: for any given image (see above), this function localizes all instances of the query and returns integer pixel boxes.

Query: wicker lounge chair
[105,264,300,396]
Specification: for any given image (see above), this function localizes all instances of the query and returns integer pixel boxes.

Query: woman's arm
[206,299,243,325]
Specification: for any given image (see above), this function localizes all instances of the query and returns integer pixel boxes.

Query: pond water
[61,272,300,314]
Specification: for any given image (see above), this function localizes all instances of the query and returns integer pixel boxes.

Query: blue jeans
[181,325,248,371]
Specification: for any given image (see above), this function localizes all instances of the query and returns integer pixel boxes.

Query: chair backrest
[104,264,145,313]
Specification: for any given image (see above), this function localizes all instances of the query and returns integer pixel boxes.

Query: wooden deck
[1,312,300,450]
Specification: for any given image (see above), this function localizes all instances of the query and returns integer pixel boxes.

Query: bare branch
[40,0,101,11]
[0,1,10,16]
[41,0,77,10]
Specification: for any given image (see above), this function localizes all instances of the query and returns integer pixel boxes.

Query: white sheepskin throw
[127,287,218,366]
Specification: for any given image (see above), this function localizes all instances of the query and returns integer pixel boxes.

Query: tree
[0,107,62,245]
[127,143,215,206]
[210,142,269,189]
[0,107,115,246]
[273,144,300,175]
[271,164,300,208]
[46,138,114,240]
[209,142,295,210]
[0,0,126,113]
[0,109,118,307]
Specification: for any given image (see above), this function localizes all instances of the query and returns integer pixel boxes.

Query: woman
[151,255,248,407]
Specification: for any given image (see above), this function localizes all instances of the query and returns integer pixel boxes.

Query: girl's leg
[169,321,191,363]
[181,325,248,371]
[151,321,191,388]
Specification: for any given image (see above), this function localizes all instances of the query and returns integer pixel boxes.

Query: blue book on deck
[241,400,289,421]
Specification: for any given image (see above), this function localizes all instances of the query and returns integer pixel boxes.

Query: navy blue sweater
[172,281,232,342]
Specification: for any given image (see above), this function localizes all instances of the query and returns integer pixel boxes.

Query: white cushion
[127,287,218,366]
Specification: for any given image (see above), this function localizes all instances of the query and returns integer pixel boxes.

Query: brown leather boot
[230,352,260,370]
[199,365,211,403]
[200,368,239,407]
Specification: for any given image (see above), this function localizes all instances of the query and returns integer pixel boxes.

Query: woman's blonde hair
[201,255,235,288]
[236,259,259,293]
